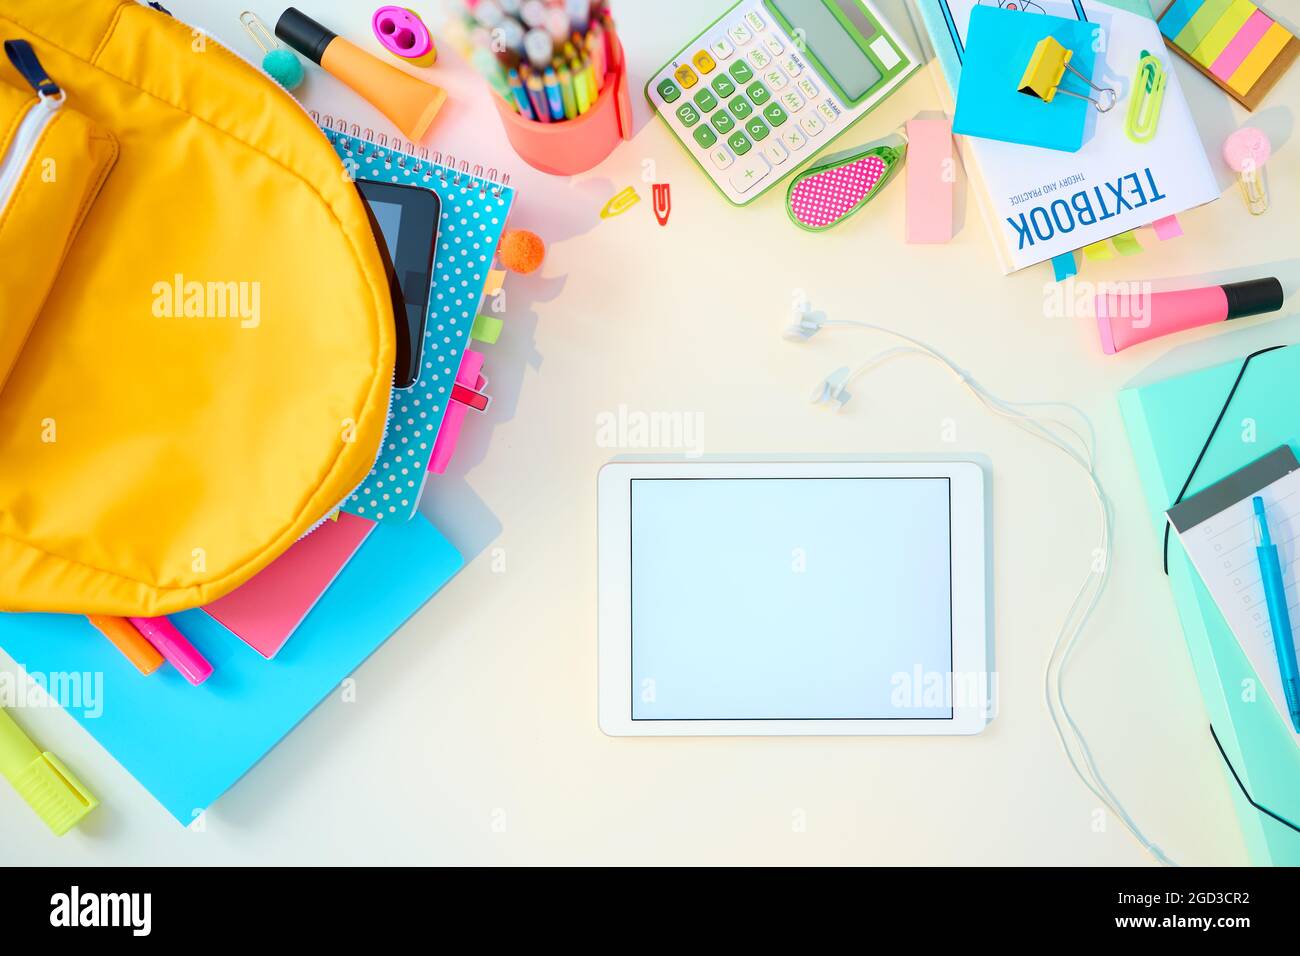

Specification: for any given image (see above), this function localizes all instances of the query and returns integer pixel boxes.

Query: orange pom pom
[498,229,545,274]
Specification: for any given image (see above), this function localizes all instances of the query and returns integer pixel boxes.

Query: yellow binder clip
[1018,36,1116,112]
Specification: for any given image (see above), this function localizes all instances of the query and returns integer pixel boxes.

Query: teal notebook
[1120,345,1300,865]
[952,6,1099,152]
[323,122,515,524]
[0,514,462,824]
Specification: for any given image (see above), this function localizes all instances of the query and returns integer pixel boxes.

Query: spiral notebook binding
[312,112,511,197]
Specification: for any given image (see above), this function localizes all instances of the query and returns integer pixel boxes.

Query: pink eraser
[905,118,954,244]
[429,349,486,474]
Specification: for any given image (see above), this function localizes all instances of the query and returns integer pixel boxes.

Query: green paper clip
[1125,51,1166,144]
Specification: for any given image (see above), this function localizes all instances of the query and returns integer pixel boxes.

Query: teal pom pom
[263,49,304,91]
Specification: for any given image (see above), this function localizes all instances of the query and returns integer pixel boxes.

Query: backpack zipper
[0,41,64,220]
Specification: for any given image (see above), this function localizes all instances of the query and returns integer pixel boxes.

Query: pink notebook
[204,512,375,659]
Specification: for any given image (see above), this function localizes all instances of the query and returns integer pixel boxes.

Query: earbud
[783,302,825,341]
[810,366,852,410]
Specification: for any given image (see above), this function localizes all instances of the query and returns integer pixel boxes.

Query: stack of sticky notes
[1159,0,1298,109]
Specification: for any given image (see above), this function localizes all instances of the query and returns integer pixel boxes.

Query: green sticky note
[1112,230,1143,256]
[471,314,503,344]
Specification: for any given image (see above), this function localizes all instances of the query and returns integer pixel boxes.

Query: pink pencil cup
[492,35,632,175]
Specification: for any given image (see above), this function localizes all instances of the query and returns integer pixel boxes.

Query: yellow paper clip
[1125,51,1166,144]
[1018,36,1116,112]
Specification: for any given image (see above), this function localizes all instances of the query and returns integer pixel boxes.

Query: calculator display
[767,0,884,101]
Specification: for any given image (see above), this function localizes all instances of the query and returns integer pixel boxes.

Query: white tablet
[597,461,991,736]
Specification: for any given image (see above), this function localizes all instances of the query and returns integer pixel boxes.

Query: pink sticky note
[1152,214,1183,240]
[905,118,954,244]
[204,512,375,658]
[428,349,486,474]
[1211,10,1274,81]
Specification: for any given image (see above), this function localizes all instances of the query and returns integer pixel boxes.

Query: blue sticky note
[1159,0,1204,41]
[1050,251,1078,281]
[0,515,462,824]
[953,6,1102,152]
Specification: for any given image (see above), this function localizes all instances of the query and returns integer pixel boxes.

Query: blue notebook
[952,6,1101,152]
[0,514,462,824]
[324,124,516,524]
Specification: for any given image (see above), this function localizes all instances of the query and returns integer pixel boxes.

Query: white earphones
[785,302,1176,867]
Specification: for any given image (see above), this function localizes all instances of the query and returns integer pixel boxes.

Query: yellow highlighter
[0,705,97,835]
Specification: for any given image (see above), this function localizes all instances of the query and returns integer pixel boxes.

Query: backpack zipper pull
[3,40,64,108]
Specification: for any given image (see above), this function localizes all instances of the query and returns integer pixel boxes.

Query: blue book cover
[323,127,516,524]
[0,515,462,824]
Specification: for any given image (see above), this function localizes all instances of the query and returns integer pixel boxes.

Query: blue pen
[506,69,536,121]
[1252,496,1300,733]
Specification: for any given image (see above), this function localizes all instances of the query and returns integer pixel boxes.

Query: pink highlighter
[128,616,214,686]
[1095,277,1284,354]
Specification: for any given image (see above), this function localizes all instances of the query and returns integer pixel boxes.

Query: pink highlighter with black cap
[1096,277,1284,354]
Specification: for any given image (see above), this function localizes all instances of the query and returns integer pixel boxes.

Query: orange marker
[275,7,447,142]
[87,615,164,676]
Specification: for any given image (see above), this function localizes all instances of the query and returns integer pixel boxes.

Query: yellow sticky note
[484,269,506,297]
[1228,21,1292,95]
[1174,0,1234,53]
[1189,0,1257,66]
[1083,240,1114,261]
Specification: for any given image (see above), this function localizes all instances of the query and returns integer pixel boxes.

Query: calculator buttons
[743,10,767,32]
[693,124,718,148]
[762,140,788,165]
[781,127,808,151]
[744,115,769,141]
[816,99,842,123]
[656,79,681,103]
[709,146,734,170]
[728,60,754,83]
[764,69,787,91]
[797,77,819,100]
[799,114,825,137]
[692,50,717,75]
[747,48,772,70]
[711,110,736,133]
[710,37,734,60]
[693,88,718,111]
[675,104,701,127]
[726,130,752,155]
[711,74,736,98]
[762,102,788,127]
[729,154,771,194]
[780,54,804,77]
[726,23,752,45]
[674,64,698,88]
[746,81,771,105]
[763,35,784,56]
[780,90,804,112]
[728,97,753,119]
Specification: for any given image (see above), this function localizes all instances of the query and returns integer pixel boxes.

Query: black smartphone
[355,179,440,389]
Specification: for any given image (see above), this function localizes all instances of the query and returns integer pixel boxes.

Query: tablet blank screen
[630,478,953,720]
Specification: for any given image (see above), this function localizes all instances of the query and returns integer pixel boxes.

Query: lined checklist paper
[1169,447,1300,731]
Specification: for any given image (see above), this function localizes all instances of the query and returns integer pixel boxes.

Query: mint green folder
[1120,345,1300,865]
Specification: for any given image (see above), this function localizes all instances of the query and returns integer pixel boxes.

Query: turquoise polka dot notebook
[319,117,515,524]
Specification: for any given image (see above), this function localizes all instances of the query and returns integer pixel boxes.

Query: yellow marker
[0,706,97,836]
[600,187,640,219]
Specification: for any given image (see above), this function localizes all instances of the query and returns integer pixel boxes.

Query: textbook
[910,0,1218,273]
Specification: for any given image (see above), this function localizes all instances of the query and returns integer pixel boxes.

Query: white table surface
[4,0,1297,865]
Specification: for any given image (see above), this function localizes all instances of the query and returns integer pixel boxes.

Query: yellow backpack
[0,0,394,615]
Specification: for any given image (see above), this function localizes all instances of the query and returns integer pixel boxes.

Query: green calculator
[646,0,918,206]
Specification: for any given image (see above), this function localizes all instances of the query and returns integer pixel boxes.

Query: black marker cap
[274,7,335,65]
[1224,277,1284,320]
